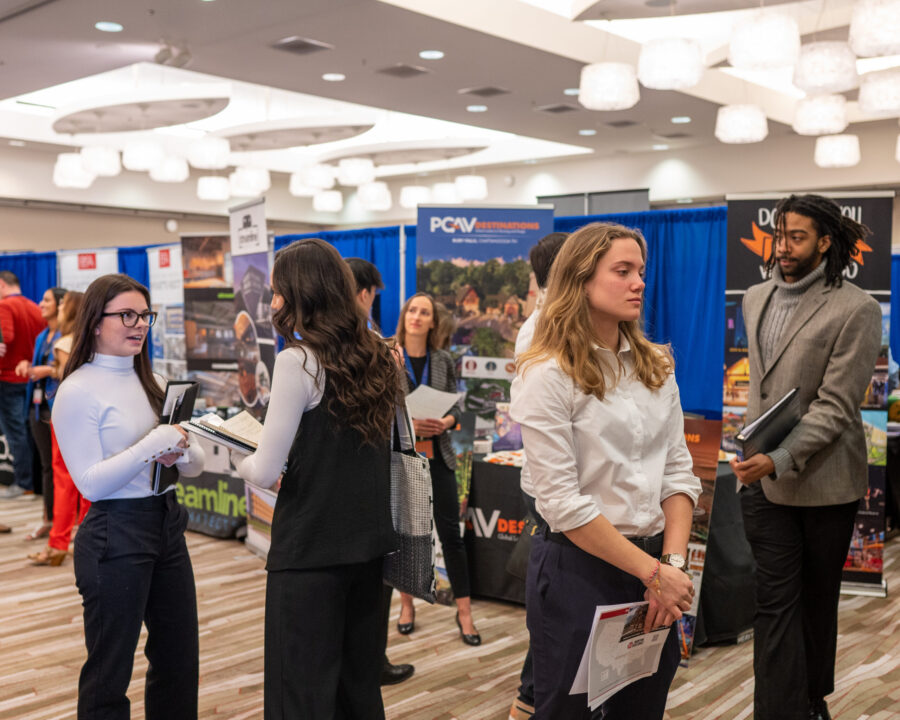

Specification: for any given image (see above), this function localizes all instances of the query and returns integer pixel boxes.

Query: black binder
[151,381,199,494]
[735,387,801,460]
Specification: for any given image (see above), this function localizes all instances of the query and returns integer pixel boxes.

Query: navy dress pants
[527,533,680,720]
[74,493,198,720]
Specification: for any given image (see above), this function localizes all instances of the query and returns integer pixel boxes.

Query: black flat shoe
[456,612,481,646]
[397,609,415,635]
[809,699,831,720]
[380,659,415,685]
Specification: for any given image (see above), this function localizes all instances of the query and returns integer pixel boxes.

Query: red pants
[48,424,90,552]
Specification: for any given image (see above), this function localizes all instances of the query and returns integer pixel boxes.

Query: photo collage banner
[724,192,893,595]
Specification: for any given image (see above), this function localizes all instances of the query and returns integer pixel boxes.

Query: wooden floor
[1,497,898,719]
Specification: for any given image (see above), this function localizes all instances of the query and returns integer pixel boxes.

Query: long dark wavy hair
[61,274,164,414]
[272,239,401,445]
[766,194,870,287]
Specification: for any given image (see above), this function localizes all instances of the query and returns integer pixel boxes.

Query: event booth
[2,202,895,657]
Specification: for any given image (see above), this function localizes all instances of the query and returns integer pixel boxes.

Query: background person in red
[0,270,46,500]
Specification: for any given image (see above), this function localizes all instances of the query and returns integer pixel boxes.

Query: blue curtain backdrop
[554,208,727,417]
[275,226,403,334]
[118,244,156,290]
[0,252,58,303]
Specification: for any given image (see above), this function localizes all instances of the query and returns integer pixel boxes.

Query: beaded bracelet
[647,559,662,596]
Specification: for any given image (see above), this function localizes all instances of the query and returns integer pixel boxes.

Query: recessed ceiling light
[466,104,488,112]
[677,198,694,203]
[524,159,537,164]
[579,128,597,136]
[652,143,669,150]
[419,50,444,60]
[94,21,123,32]
[564,88,580,96]
[322,72,345,82]
[9,140,25,147]
[671,116,692,124]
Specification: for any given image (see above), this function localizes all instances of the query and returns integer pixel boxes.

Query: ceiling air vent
[535,103,580,114]
[658,132,691,139]
[377,63,431,78]
[271,36,334,55]
[605,120,638,128]
[459,86,510,97]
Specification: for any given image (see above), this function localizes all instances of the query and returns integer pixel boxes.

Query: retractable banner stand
[415,205,554,446]
[178,233,246,538]
[229,198,275,423]
[147,244,187,381]
[724,192,893,597]
[677,417,723,663]
[57,248,118,291]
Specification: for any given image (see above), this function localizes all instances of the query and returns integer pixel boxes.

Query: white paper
[569,601,669,711]
[405,384,461,420]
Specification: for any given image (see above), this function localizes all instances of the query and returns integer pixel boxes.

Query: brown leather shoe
[0,523,11,533]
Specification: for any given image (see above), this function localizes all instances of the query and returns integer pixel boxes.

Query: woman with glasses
[52,274,205,720]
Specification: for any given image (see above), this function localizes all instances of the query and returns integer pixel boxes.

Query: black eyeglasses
[101,310,158,328]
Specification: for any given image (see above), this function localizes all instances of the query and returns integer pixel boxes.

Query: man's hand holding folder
[730,387,801,486]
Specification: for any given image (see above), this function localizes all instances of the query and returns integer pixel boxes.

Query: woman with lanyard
[52,274,205,720]
[15,286,66,541]
[511,223,700,718]
[393,292,481,645]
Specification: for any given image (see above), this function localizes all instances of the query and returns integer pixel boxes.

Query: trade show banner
[677,417,722,662]
[724,192,892,596]
[229,199,275,421]
[178,234,247,538]
[57,247,118,291]
[415,204,554,448]
[181,234,241,407]
[148,244,187,381]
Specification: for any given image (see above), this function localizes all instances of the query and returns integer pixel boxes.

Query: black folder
[735,387,801,460]
[151,381,199,494]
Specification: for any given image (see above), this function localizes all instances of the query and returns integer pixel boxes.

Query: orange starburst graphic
[850,238,873,266]
[740,222,773,260]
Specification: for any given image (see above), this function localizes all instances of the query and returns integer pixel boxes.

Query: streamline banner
[724,192,893,597]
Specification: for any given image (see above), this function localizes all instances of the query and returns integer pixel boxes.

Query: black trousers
[740,483,858,720]
[527,533,680,719]
[265,557,385,720]
[517,492,541,706]
[30,414,53,519]
[430,454,470,598]
[73,493,198,720]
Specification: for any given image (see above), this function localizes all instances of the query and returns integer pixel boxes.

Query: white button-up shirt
[510,337,700,536]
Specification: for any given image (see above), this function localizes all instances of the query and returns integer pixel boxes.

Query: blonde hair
[518,222,672,400]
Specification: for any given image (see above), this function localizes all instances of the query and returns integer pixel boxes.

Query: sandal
[24,523,52,541]
[27,546,67,566]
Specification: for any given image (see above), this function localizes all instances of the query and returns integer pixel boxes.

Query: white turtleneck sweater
[52,353,205,502]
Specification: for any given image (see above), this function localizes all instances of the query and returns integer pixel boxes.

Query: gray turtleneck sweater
[756,260,827,476]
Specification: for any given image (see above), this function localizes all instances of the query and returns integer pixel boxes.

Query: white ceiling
[0,0,897,225]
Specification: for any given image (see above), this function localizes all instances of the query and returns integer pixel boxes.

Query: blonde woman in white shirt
[510,222,700,720]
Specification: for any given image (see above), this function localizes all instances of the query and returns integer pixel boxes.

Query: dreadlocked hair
[766,194,870,288]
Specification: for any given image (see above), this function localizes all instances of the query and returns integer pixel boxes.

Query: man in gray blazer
[731,194,882,720]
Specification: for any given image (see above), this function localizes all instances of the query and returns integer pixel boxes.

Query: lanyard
[403,349,429,388]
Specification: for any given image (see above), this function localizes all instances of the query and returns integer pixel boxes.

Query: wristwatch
[660,553,688,573]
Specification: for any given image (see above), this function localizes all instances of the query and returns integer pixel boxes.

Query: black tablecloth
[463,460,527,605]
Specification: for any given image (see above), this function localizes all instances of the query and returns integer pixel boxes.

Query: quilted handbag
[383,405,436,603]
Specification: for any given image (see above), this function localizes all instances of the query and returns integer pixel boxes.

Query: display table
[463,460,527,605]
